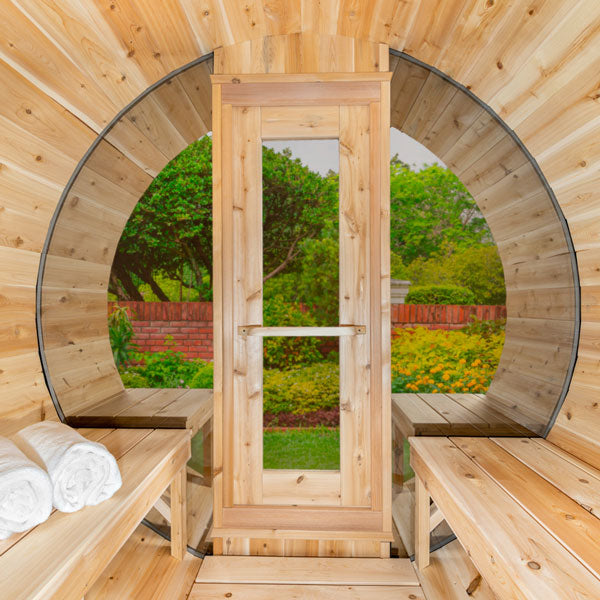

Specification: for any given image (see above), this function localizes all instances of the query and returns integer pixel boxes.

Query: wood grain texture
[410,436,600,600]
[339,103,371,508]
[0,0,595,557]
[34,45,579,454]
[0,429,191,600]
[196,555,419,585]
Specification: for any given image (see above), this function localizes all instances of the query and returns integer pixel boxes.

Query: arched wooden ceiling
[0,1,598,468]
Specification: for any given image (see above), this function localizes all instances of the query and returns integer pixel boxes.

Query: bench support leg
[170,466,187,560]
[392,424,404,492]
[202,418,213,483]
[415,473,430,570]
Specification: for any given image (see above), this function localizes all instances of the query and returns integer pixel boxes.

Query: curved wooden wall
[0,1,597,468]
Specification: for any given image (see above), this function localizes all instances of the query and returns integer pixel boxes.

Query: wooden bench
[66,388,213,435]
[0,427,191,600]
[392,393,533,488]
[410,436,600,599]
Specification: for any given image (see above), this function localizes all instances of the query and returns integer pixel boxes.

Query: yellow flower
[442,372,450,381]
[459,358,466,365]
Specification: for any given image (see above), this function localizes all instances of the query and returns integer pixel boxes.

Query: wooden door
[212,74,391,557]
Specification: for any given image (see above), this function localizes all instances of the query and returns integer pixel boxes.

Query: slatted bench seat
[410,436,600,599]
[0,427,191,600]
[66,388,213,435]
[392,393,533,488]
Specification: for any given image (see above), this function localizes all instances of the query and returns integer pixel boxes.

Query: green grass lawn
[189,427,341,472]
[264,427,340,469]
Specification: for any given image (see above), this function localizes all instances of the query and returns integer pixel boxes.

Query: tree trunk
[113,262,144,301]
[138,269,170,302]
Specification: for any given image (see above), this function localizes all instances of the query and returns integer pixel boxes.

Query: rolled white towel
[0,436,52,539]
[13,422,122,513]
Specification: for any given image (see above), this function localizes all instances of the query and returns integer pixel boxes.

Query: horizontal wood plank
[410,437,600,599]
[196,556,419,586]
[189,584,424,599]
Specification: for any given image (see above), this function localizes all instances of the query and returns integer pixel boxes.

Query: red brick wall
[109,301,213,360]
[109,302,506,360]
[391,304,506,331]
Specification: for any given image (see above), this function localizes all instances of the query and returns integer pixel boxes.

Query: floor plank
[189,584,425,599]
[415,539,497,600]
[86,524,202,600]
[196,556,419,586]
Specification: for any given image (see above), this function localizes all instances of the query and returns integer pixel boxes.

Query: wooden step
[196,556,419,586]
[189,583,425,599]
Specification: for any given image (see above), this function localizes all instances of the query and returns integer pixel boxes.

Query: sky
[263,127,445,175]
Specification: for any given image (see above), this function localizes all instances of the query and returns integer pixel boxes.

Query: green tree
[406,243,505,304]
[390,159,491,264]
[110,139,339,301]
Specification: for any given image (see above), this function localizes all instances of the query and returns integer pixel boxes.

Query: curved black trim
[35,52,214,424]
[141,518,207,558]
[389,49,581,438]
[409,533,457,562]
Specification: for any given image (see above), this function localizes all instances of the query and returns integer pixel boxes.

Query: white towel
[0,436,52,539]
[13,422,122,513]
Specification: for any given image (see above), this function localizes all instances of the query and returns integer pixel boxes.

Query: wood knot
[232,77,241,84]
[466,574,482,595]
[527,561,540,570]
[296,474,305,484]
[496,61,503,70]
[465,473,475,479]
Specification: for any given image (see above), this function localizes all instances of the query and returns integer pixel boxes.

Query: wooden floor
[88,529,495,600]
[86,525,202,600]
[190,556,424,599]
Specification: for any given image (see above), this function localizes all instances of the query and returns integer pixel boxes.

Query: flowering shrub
[391,325,504,394]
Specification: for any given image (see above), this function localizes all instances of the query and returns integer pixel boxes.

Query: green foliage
[118,370,148,388]
[112,138,339,302]
[136,346,206,388]
[263,363,339,415]
[463,316,506,337]
[391,326,504,394]
[112,137,213,301]
[390,160,491,264]
[262,147,338,280]
[263,235,339,326]
[391,251,408,280]
[108,306,138,368]
[189,361,214,389]
[405,284,476,305]
[263,428,340,470]
[262,296,325,369]
[406,244,505,304]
